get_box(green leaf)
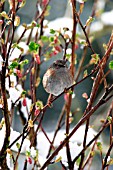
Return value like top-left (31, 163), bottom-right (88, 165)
top-left (26, 150), bottom-right (31, 157)
top-left (49, 36), bottom-right (54, 42)
top-left (20, 59), bottom-right (29, 66)
top-left (21, 90), bottom-right (27, 96)
top-left (36, 100), bottom-right (43, 110)
top-left (109, 60), bottom-right (113, 70)
top-left (47, 5), bottom-right (51, 11)
top-left (97, 142), bottom-right (102, 152)
top-left (16, 143), bottom-right (20, 149)
top-left (23, 59), bottom-right (29, 64)
top-left (50, 29), bottom-right (56, 34)
top-left (83, 70), bottom-right (88, 77)
top-left (80, 40), bottom-right (87, 46)
top-left (29, 41), bottom-right (40, 52)
top-left (8, 61), bottom-right (19, 70)
top-left (68, 90), bottom-right (73, 95)
top-left (91, 53), bottom-right (100, 64)
top-left (41, 36), bottom-right (49, 42)
top-left (66, 53), bottom-right (71, 59)
top-left (76, 157), bottom-right (81, 166)
top-left (12, 43), bottom-right (18, 48)
top-left (36, 23), bottom-right (40, 27)
top-left (107, 116), bottom-right (112, 123)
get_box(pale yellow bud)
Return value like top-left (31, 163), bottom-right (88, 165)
top-left (14, 16), bottom-right (20, 26)
top-left (55, 156), bottom-right (62, 163)
top-left (31, 67), bottom-right (35, 75)
top-left (28, 119), bottom-right (34, 128)
top-left (0, 11), bottom-right (9, 20)
top-left (6, 148), bottom-right (12, 155)
top-left (19, 0), bottom-right (26, 8)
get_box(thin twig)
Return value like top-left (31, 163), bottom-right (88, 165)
top-left (40, 85), bottom-right (113, 170)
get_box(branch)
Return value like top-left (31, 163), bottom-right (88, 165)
top-left (40, 85), bottom-right (113, 170)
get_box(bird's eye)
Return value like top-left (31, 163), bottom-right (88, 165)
top-left (53, 63), bottom-right (57, 67)
top-left (53, 60), bottom-right (66, 68)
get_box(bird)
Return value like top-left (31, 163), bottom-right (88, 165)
top-left (42, 60), bottom-right (74, 97)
